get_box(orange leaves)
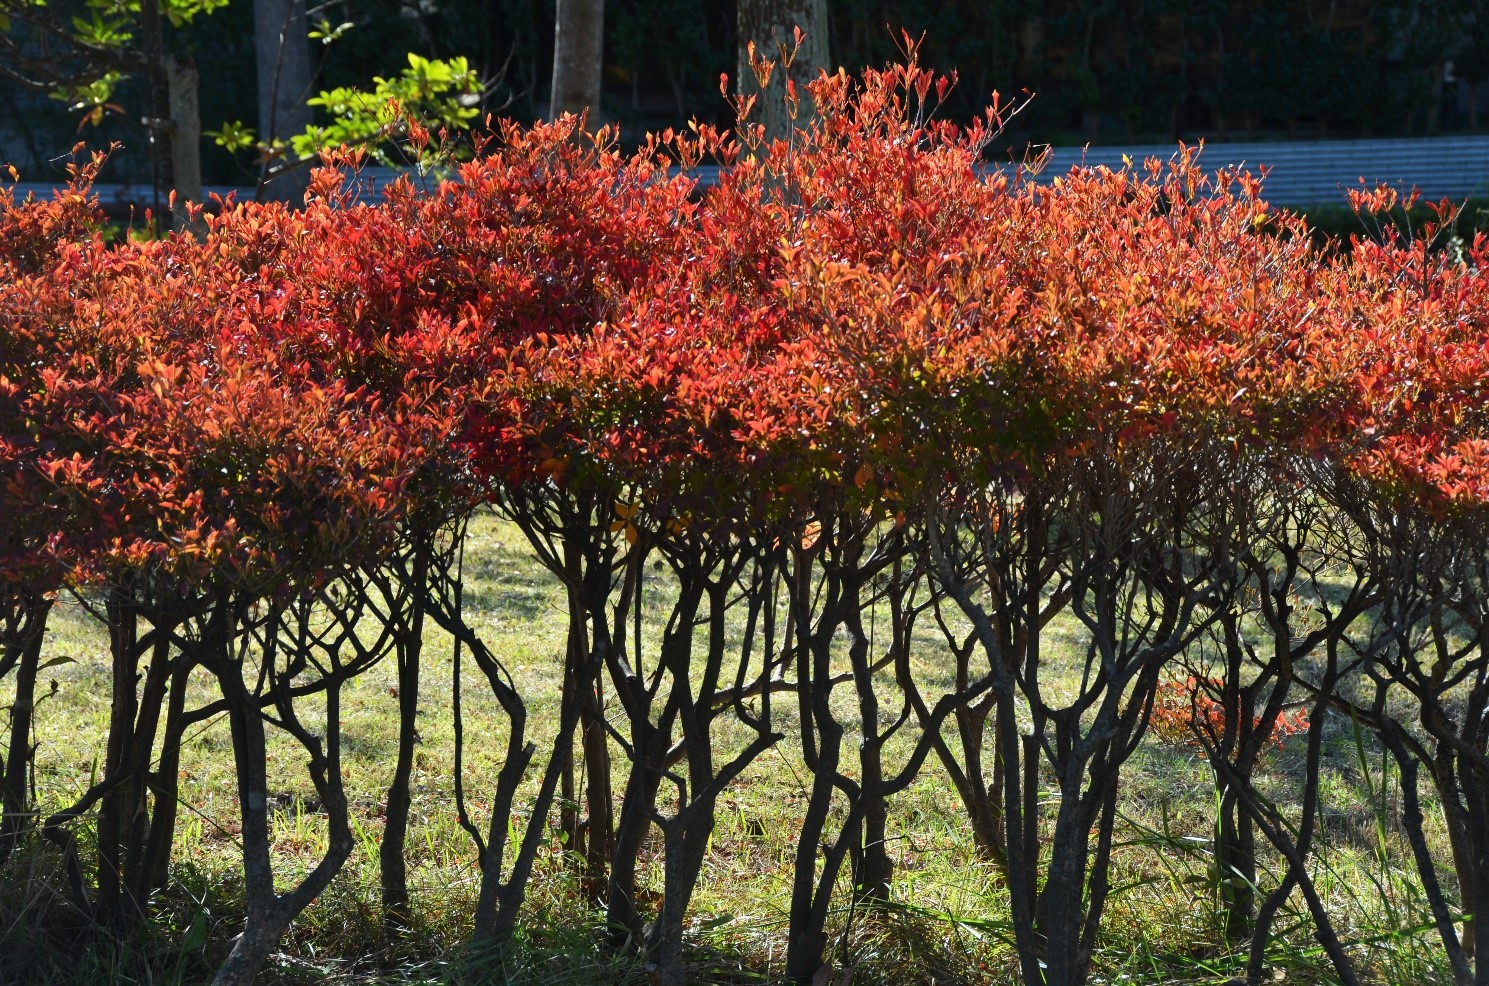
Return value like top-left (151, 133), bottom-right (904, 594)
top-left (610, 499), bottom-right (641, 544)
top-left (1150, 677), bottom-right (1309, 753)
top-left (7, 57), bottom-right (1489, 605)
top-left (136, 359), bottom-right (182, 399)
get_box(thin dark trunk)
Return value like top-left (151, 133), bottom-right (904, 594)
top-left (929, 697), bottom-right (1005, 864)
top-left (846, 600), bottom-right (892, 902)
top-left (582, 675), bottom-right (613, 885)
top-left (1075, 775), bottom-right (1121, 981)
top-left (979, 708), bottom-right (1008, 864)
top-left (927, 509), bottom-right (1043, 984)
top-left (468, 687), bottom-right (536, 941)
top-left (140, 657), bottom-right (190, 892)
top-left (211, 605), bottom-right (278, 984)
top-left (490, 708), bottom-right (578, 941)
top-left (784, 622), bottom-right (844, 986)
top-left (784, 754), bottom-right (843, 986)
top-left (420, 523), bottom-right (590, 953)
top-left (450, 615), bottom-right (584, 947)
top-left (1216, 611), bottom-right (1254, 943)
top-left (1456, 749), bottom-right (1489, 986)
top-left (1247, 867), bottom-right (1299, 985)
top-left (559, 577), bottom-right (584, 858)
top-left (1237, 682), bottom-right (1359, 986)
top-left (119, 630), bottom-right (174, 920)
top-left (1383, 729), bottom-right (1473, 986)
top-left (1040, 760), bottom-right (1099, 986)
top-left (649, 568), bottom-right (778, 981)
top-left (559, 723), bottom-right (578, 856)
top-left (567, 531), bottom-right (614, 887)
top-left (1217, 785), bottom-right (1257, 942)
top-left (214, 684), bottom-right (279, 986)
top-left (607, 727), bottom-right (664, 944)
top-left (97, 585), bottom-right (139, 924)
top-left (1437, 750), bottom-right (1478, 960)
top-left (0, 600), bottom-right (48, 861)
top-left (648, 795), bottom-right (719, 986)
top-left (213, 682), bottom-right (354, 986)
top-left (43, 773), bottom-right (132, 914)
top-left (381, 551), bottom-right (426, 934)
top-left (199, 585), bottom-right (361, 986)
top-left (604, 548), bottom-right (685, 946)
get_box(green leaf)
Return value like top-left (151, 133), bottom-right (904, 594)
top-left (308, 17), bottom-right (353, 44)
top-left (205, 119), bottom-right (257, 152)
top-left (288, 52), bottom-right (482, 168)
top-left (180, 908), bottom-right (208, 953)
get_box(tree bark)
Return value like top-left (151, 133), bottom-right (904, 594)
top-left (1384, 730), bottom-right (1474, 986)
top-left (209, 601), bottom-right (355, 986)
top-left (581, 680), bottom-right (614, 885)
top-left (165, 56), bottom-right (203, 236)
top-left (550, 0), bottom-right (605, 120)
top-left (140, 658), bottom-right (190, 891)
top-left (254, 0), bottom-right (313, 203)
top-left (0, 599), bottom-right (49, 863)
top-left (648, 794), bottom-right (720, 986)
top-left (606, 732), bottom-right (664, 944)
top-left (845, 601), bottom-right (892, 902)
top-left (96, 585), bottom-right (139, 924)
top-left (735, 0), bottom-right (829, 149)
top-left (381, 550), bottom-right (426, 935)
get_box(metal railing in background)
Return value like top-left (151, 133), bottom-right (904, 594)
top-left (8, 134), bottom-right (1489, 215)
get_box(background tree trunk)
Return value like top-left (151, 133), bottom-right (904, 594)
top-left (735, 0), bottom-right (829, 149)
top-left (254, 0), bottom-right (313, 203)
top-left (165, 57), bottom-right (202, 235)
top-left (550, 0), bottom-right (605, 120)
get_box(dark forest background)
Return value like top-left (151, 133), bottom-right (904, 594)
top-left (4, 0), bottom-right (1488, 185)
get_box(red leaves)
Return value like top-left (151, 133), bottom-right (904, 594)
top-left (4, 58), bottom-right (1489, 603)
top-left (1150, 677), bottom-right (1309, 753)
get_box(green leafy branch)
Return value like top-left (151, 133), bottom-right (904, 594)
top-left (209, 52), bottom-right (485, 174)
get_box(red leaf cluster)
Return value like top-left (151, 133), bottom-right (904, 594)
top-left (1149, 675), bottom-right (1309, 753)
top-left (3, 60), bottom-right (1488, 613)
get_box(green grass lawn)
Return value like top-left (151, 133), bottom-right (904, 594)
top-left (0, 512), bottom-right (1458, 985)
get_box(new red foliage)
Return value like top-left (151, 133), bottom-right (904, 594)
top-left (8, 56), bottom-right (1489, 986)
top-left (1150, 675), bottom-right (1310, 752)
